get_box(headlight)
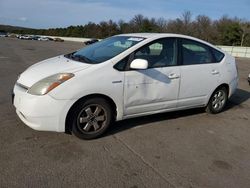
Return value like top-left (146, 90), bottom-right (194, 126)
top-left (28, 73), bottom-right (74, 95)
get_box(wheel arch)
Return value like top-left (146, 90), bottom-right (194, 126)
top-left (206, 83), bottom-right (229, 106)
top-left (65, 93), bottom-right (117, 133)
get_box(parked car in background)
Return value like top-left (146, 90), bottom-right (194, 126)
top-left (13, 33), bottom-right (238, 139)
top-left (31, 36), bottom-right (41, 40)
top-left (84, 38), bottom-right (99, 45)
top-left (54, 37), bottom-right (64, 42)
top-left (18, 35), bottom-right (25, 39)
top-left (38, 37), bottom-right (49, 41)
top-left (19, 35), bottom-right (32, 40)
top-left (47, 37), bottom-right (54, 41)
top-left (0, 32), bottom-right (7, 37)
top-left (248, 74), bottom-right (250, 85)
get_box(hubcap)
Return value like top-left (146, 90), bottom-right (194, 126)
top-left (77, 104), bottom-right (107, 133)
top-left (212, 90), bottom-right (226, 111)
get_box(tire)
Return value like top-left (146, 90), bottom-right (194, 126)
top-left (70, 98), bottom-right (113, 140)
top-left (206, 87), bottom-right (228, 114)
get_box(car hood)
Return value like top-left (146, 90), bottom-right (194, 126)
top-left (17, 55), bottom-right (91, 87)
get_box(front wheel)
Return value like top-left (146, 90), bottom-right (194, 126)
top-left (71, 98), bottom-right (113, 140)
top-left (206, 87), bottom-right (228, 114)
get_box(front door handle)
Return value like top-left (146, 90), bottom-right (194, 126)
top-left (211, 70), bottom-right (219, 75)
top-left (168, 73), bottom-right (180, 79)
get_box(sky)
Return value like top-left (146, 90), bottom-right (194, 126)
top-left (0, 0), bottom-right (250, 29)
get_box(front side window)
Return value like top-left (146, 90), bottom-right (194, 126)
top-left (132, 38), bottom-right (177, 68)
top-left (181, 39), bottom-right (214, 65)
top-left (65, 36), bottom-right (145, 64)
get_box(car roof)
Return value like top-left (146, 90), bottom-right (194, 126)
top-left (116, 33), bottom-right (224, 53)
top-left (116, 33), bottom-right (195, 39)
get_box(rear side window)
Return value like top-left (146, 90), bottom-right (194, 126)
top-left (181, 39), bottom-right (213, 65)
top-left (212, 48), bottom-right (225, 62)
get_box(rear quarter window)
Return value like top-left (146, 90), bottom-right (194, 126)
top-left (212, 48), bottom-right (225, 62)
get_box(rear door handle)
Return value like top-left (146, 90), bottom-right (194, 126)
top-left (168, 73), bottom-right (180, 79)
top-left (211, 70), bottom-right (219, 75)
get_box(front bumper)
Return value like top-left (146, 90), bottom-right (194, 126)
top-left (13, 83), bottom-right (76, 132)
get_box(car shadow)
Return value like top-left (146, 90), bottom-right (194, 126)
top-left (225, 88), bottom-right (250, 110)
top-left (106, 88), bottom-right (250, 137)
top-left (106, 107), bottom-right (205, 137)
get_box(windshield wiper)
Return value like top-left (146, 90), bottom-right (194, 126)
top-left (64, 52), bottom-right (75, 60)
top-left (65, 53), bottom-right (94, 64)
top-left (73, 54), bottom-right (93, 64)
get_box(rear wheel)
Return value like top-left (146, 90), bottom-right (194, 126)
top-left (206, 87), bottom-right (228, 114)
top-left (70, 98), bottom-right (113, 140)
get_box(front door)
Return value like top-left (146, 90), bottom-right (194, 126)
top-left (124, 38), bottom-right (180, 116)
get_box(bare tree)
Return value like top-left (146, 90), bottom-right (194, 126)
top-left (131, 14), bottom-right (144, 27)
top-left (166, 18), bottom-right (184, 34)
top-left (194, 15), bottom-right (213, 41)
top-left (156, 17), bottom-right (167, 32)
top-left (182, 11), bottom-right (192, 26)
top-left (180, 11), bottom-right (194, 35)
top-left (240, 22), bottom-right (250, 46)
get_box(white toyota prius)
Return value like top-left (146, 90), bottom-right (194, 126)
top-left (13, 33), bottom-right (238, 139)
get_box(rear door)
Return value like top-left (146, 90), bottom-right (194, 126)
top-left (177, 38), bottom-right (221, 108)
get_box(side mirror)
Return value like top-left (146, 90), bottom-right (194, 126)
top-left (130, 59), bottom-right (148, 70)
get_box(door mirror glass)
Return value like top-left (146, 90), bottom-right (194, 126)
top-left (130, 59), bottom-right (148, 70)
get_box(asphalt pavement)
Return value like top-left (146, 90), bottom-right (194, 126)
top-left (0, 37), bottom-right (250, 188)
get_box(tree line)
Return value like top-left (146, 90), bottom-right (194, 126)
top-left (14, 11), bottom-right (250, 46)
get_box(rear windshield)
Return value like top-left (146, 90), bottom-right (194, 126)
top-left (65, 36), bottom-right (145, 64)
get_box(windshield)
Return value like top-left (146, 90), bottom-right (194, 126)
top-left (65, 36), bottom-right (145, 64)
